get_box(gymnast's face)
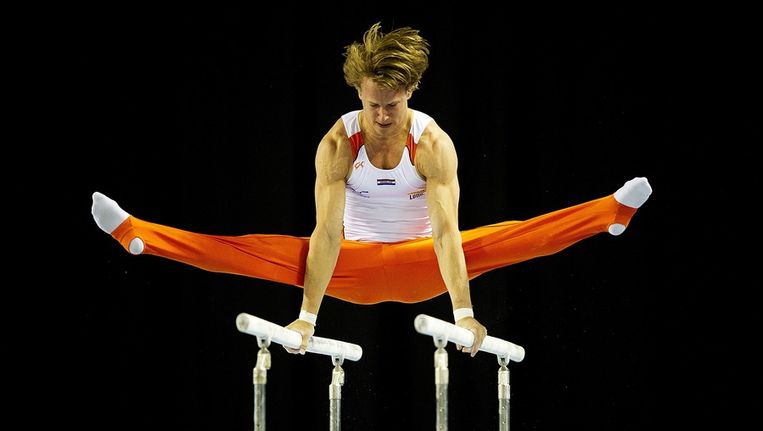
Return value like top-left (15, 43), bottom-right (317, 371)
top-left (358, 77), bottom-right (411, 137)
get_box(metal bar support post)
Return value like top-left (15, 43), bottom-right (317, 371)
top-left (329, 355), bottom-right (345, 431)
top-left (434, 336), bottom-right (448, 430)
top-left (253, 336), bottom-right (271, 431)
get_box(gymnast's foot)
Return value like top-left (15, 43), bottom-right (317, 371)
top-left (609, 177), bottom-right (652, 235)
top-left (91, 192), bottom-right (144, 254)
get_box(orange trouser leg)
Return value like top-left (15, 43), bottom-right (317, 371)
top-left (110, 194), bottom-right (636, 304)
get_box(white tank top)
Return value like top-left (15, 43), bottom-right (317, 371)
top-left (341, 109), bottom-right (433, 242)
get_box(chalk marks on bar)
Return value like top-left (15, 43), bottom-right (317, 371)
top-left (414, 314), bottom-right (525, 362)
top-left (236, 313), bottom-right (363, 362)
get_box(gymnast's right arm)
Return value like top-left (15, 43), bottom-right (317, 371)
top-left (285, 120), bottom-right (351, 354)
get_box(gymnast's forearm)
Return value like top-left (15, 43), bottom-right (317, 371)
top-left (433, 228), bottom-right (472, 310)
top-left (300, 227), bottom-right (343, 314)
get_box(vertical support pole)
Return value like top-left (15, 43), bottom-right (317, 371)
top-left (253, 337), bottom-right (271, 431)
top-left (434, 337), bottom-right (448, 431)
top-left (497, 356), bottom-right (510, 431)
top-left (329, 355), bottom-right (344, 431)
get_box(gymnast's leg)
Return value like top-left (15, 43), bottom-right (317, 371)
top-left (459, 176), bottom-right (652, 276)
top-left (91, 177), bottom-right (651, 304)
top-left (92, 192), bottom-right (310, 286)
top-left (375, 177), bottom-right (654, 303)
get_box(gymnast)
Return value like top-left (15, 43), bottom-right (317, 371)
top-left (92, 22), bottom-right (652, 357)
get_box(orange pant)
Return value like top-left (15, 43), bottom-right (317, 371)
top-left (110, 194), bottom-right (637, 304)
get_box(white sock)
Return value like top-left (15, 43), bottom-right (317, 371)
top-left (608, 224), bottom-right (627, 236)
top-left (91, 192), bottom-right (129, 234)
top-left (92, 192), bottom-right (144, 254)
top-left (613, 177), bottom-right (652, 208)
top-left (609, 177), bottom-right (652, 236)
top-left (129, 237), bottom-right (144, 255)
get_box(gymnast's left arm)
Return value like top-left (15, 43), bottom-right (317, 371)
top-left (417, 122), bottom-right (487, 356)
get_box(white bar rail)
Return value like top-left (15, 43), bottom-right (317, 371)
top-left (414, 314), bottom-right (525, 362)
top-left (236, 313), bottom-right (363, 362)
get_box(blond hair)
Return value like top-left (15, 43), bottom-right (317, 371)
top-left (343, 22), bottom-right (430, 92)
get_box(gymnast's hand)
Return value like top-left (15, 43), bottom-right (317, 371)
top-left (284, 319), bottom-right (315, 355)
top-left (455, 317), bottom-right (487, 357)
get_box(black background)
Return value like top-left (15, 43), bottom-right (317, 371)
top-left (34, 4), bottom-right (759, 430)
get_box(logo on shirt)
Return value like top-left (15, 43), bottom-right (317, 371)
top-left (377, 178), bottom-right (396, 186)
top-left (408, 189), bottom-right (426, 200)
top-left (354, 161), bottom-right (364, 169)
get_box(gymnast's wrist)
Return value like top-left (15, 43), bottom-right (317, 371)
top-left (298, 310), bottom-right (317, 326)
top-left (453, 308), bottom-right (474, 322)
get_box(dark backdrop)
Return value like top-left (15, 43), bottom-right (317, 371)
top-left (42, 4), bottom-right (758, 430)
